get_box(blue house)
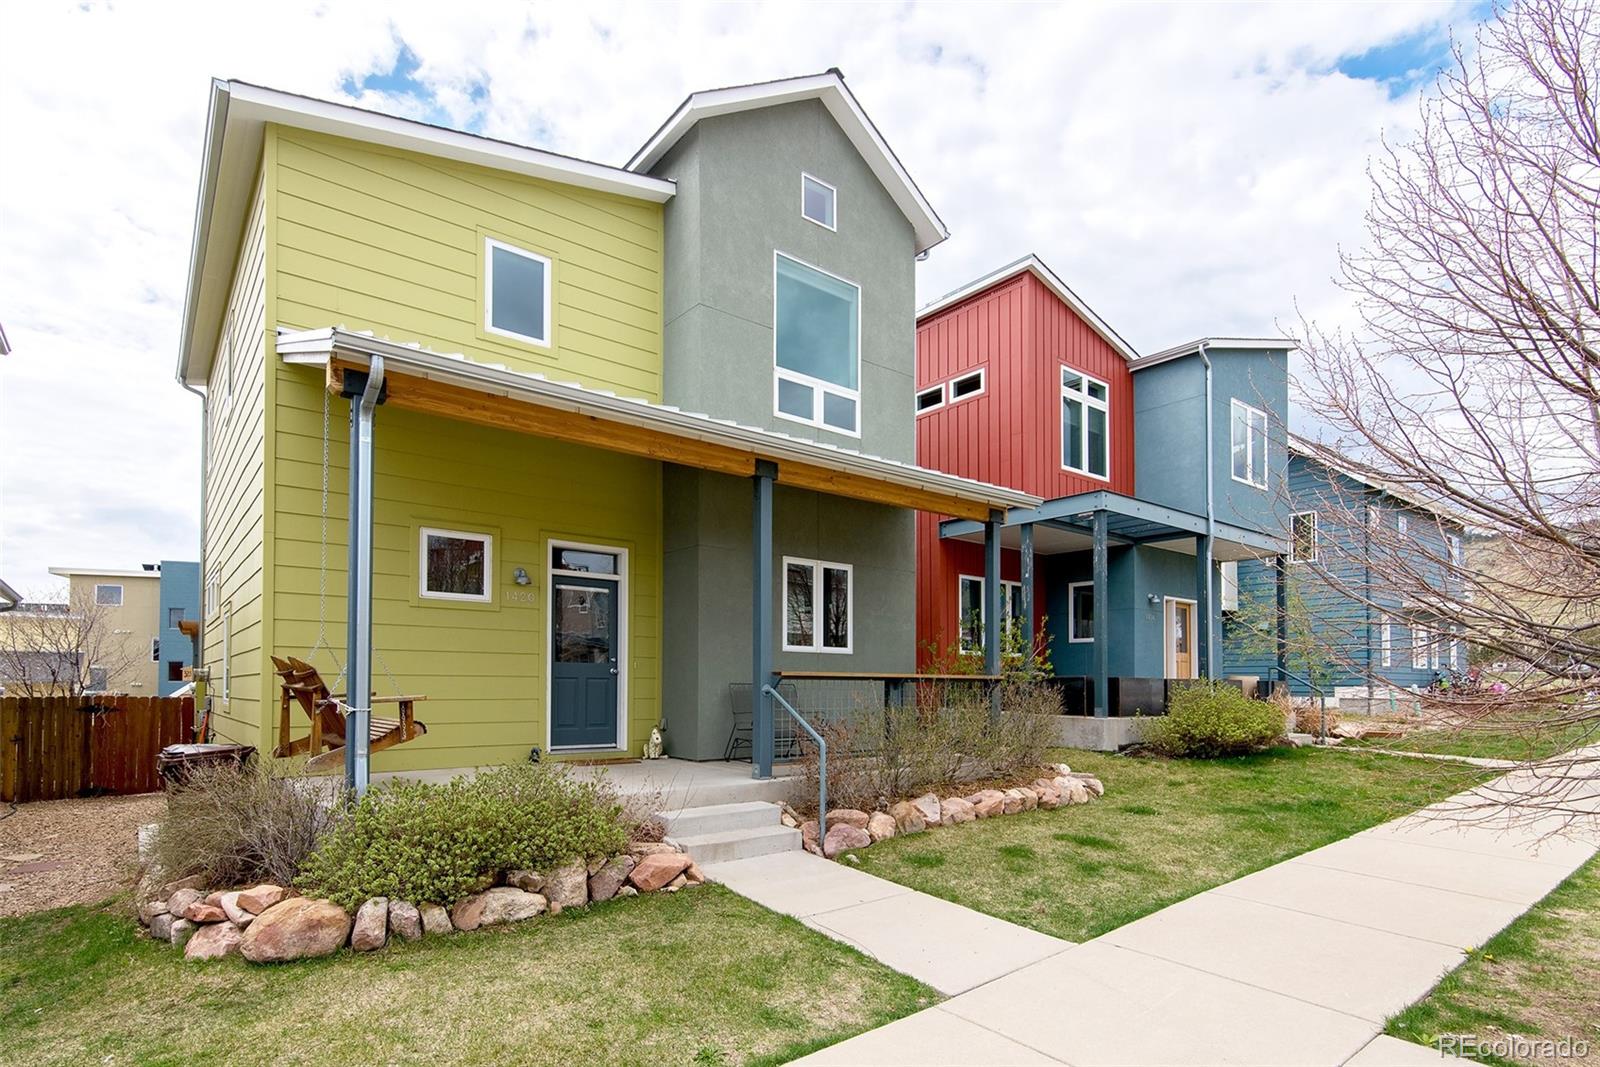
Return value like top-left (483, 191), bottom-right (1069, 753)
top-left (157, 560), bottom-right (200, 697)
top-left (1222, 447), bottom-right (1466, 705)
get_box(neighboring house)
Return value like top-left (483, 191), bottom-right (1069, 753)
top-left (0, 578), bottom-right (19, 612)
top-left (1221, 446), bottom-right (1467, 701)
top-left (46, 564), bottom-right (163, 692)
top-left (914, 255), bottom-right (1293, 745)
top-left (175, 73), bottom-right (1034, 775)
top-left (157, 560), bottom-right (201, 696)
top-left (0, 602), bottom-right (70, 693)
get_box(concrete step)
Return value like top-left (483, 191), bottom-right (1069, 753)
top-left (657, 800), bottom-right (781, 838)
top-left (667, 824), bottom-right (802, 864)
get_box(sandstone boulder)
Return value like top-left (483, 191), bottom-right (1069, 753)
top-left (941, 797), bottom-right (977, 825)
top-left (389, 900), bottom-right (423, 942)
top-left (1061, 778), bottom-right (1091, 804)
top-left (478, 887), bottom-right (547, 926)
top-left (801, 820), bottom-right (821, 853)
top-left (166, 887), bottom-right (204, 920)
top-left (823, 822), bottom-right (872, 858)
top-left (149, 912), bottom-right (175, 941)
top-left (419, 903), bottom-right (452, 937)
top-left (684, 863), bottom-right (705, 885)
top-left (627, 842), bottom-right (680, 858)
top-left (184, 902), bottom-right (228, 924)
top-left (1001, 789), bottom-right (1025, 815)
top-left (825, 808), bottom-right (870, 831)
top-left (665, 873), bottom-right (688, 891)
top-left (506, 869), bottom-right (546, 893)
top-left (168, 918), bottom-right (198, 947)
top-left (351, 897), bottom-right (388, 951)
top-left (969, 790), bottom-right (1006, 819)
top-left (239, 898), bottom-right (351, 963)
top-left (587, 856), bottom-right (636, 902)
top-left (1018, 787), bottom-right (1040, 811)
top-left (1075, 775), bottom-right (1105, 798)
top-left (888, 800), bottom-right (926, 834)
top-left (157, 874), bottom-right (206, 899)
top-left (137, 899), bottom-right (169, 926)
top-left (629, 852), bottom-right (692, 892)
top-left (546, 860), bottom-right (589, 910)
top-left (237, 884), bottom-right (288, 915)
top-left (910, 793), bottom-right (941, 826)
top-left (450, 893), bottom-right (490, 932)
top-left (867, 811), bottom-right (897, 842)
top-left (219, 891), bottom-right (254, 927)
top-left (1036, 786), bottom-right (1061, 810)
top-left (184, 920), bottom-right (243, 961)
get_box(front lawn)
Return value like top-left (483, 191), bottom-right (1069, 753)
top-left (1351, 719), bottom-right (1597, 764)
top-left (851, 746), bottom-right (1488, 942)
top-left (0, 885), bottom-right (934, 1067)
top-left (1386, 854), bottom-right (1600, 1065)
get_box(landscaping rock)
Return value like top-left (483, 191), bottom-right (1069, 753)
top-left (684, 863), bottom-right (705, 885)
top-left (352, 898), bottom-right (388, 952)
top-left (478, 887), bottom-right (547, 926)
top-left (1053, 762), bottom-right (1072, 777)
top-left (1061, 778), bottom-right (1091, 805)
top-left (823, 822), bottom-right (872, 858)
top-left (969, 789), bottom-right (1006, 818)
top-left (1036, 787), bottom-right (1061, 810)
top-left (1001, 789), bottom-right (1025, 815)
top-left (506, 869), bottom-right (546, 893)
top-left (587, 855), bottom-right (636, 902)
top-left (1076, 776), bottom-right (1105, 798)
top-left (617, 885), bottom-right (638, 898)
top-left (665, 873), bottom-right (689, 891)
top-left (586, 855), bottom-right (607, 876)
top-left (451, 893), bottom-right (490, 932)
top-left (389, 901), bottom-right (423, 942)
top-left (166, 887), bottom-right (204, 920)
top-left (239, 898), bottom-right (352, 963)
top-left (940, 797), bottom-right (977, 824)
top-left (137, 899), bottom-right (169, 926)
top-left (203, 890), bottom-right (227, 908)
top-left (184, 902), bottom-right (228, 924)
top-left (237, 884), bottom-right (288, 915)
top-left (825, 808), bottom-right (871, 831)
top-left (780, 809), bottom-right (800, 828)
top-left (910, 793), bottom-right (942, 826)
top-left (867, 811), bottom-right (897, 842)
top-left (149, 912), bottom-right (175, 941)
top-left (220, 891), bottom-right (254, 928)
top-left (185, 921), bottom-right (243, 961)
top-left (1016, 787), bottom-right (1039, 811)
top-left (168, 918), bottom-right (198, 948)
top-left (158, 874), bottom-right (206, 899)
top-left (888, 800), bottom-right (926, 834)
top-left (629, 852), bottom-right (692, 892)
top-left (547, 860), bottom-right (589, 910)
top-left (801, 820), bottom-right (821, 853)
top-left (627, 842), bottom-right (680, 858)
top-left (419, 904), bottom-right (452, 937)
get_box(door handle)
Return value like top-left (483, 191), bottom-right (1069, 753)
top-left (609, 666), bottom-right (619, 675)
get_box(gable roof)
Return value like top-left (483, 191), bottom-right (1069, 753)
top-left (176, 80), bottom-right (677, 386)
top-left (916, 254), bottom-right (1140, 363)
top-left (1288, 441), bottom-right (1471, 528)
top-left (626, 70), bottom-right (949, 255)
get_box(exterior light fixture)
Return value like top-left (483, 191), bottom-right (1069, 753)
top-left (513, 567), bottom-right (531, 585)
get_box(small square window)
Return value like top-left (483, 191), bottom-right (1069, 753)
top-left (915, 384), bottom-right (944, 414)
top-left (167, 661), bottom-right (186, 682)
top-left (485, 237), bottom-right (551, 347)
top-left (168, 607), bottom-right (185, 628)
top-left (801, 174), bottom-right (836, 230)
top-left (95, 584), bottom-right (123, 606)
top-left (420, 527), bottom-right (493, 602)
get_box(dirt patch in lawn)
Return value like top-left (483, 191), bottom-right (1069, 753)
top-left (0, 793), bottom-right (161, 917)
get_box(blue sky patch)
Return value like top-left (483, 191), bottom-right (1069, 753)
top-left (340, 38), bottom-right (487, 132)
top-left (1333, 9), bottom-right (1483, 99)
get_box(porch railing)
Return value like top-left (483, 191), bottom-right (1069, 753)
top-left (763, 684), bottom-right (825, 840)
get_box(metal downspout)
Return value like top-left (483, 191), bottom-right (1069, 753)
top-left (181, 380), bottom-right (207, 668)
top-left (1198, 341), bottom-right (1215, 678)
top-left (346, 356), bottom-right (385, 796)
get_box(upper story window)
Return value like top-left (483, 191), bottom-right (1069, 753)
top-left (95, 584), bottom-right (123, 607)
top-left (949, 369), bottom-right (985, 403)
top-left (1061, 368), bottom-right (1109, 479)
top-left (1290, 511), bottom-right (1319, 563)
top-left (1230, 399), bottom-right (1269, 489)
top-left (1397, 513), bottom-right (1409, 536)
top-left (774, 253), bottom-right (860, 436)
top-left (915, 384), bottom-right (944, 414)
top-left (485, 237), bottom-right (552, 348)
top-left (801, 174), bottom-right (836, 230)
top-left (168, 607), bottom-right (185, 628)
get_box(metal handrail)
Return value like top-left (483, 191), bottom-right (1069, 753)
top-left (764, 684), bottom-right (825, 840)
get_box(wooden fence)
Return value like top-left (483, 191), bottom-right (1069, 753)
top-left (1, 695), bottom-right (194, 802)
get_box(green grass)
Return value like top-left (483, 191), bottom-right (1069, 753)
top-left (1352, 720), bottom-right (1597, 763)
top-left (850, 746), bottom-right (1489, 942)
top-left (0, 885), bottom-right (935, 1067)
top-left (1386, 855), bottom-right (1600, 1065)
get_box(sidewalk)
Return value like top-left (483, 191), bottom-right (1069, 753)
top-left (781, 751), bottom-right (1600, 1066)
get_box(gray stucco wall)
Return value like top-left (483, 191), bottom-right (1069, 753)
top-left (662, 465), bottom-right (916, 761)
top-left (650, 99), bottom-right (918, 462)
top-left (1132, 347), bottom-right (1288, 534)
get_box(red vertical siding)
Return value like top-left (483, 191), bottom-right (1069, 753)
top-left (914, 267), bottom-right (1136, 665)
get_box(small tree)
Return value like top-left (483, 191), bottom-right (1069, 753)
top-left (0, 587), bottom-right (142, 697)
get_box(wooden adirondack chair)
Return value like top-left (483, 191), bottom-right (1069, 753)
top-left (270, 655), bottom-right (427, 773)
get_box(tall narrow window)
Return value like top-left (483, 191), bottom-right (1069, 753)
top-left (1290, 512), bottom-right (1319, 563)
top-left (801, 174), bottom-right (836, 230)
top-left (1068, 581), bottom-right (1095, 642)
top-left (783, 558), bottom-right (851, 652)
top-left (1411, 622), bottom-right (1429, 670)
top-left (485, 237), bottom-right (552, 347)
top-left (774, 253), bottom-right (860, 435)
top-left (1447, 533), bottom-right (1461, 565)
top-left (1379, 613), bottom-right (1393, 667)
top-left (1397, 513), bottom-right (1409, 536)
top-left (1061, 368), bottom-right (1109, 478)
top-left (1230, 399), bottom-right (1269, 488)
top-left (1219, 560), bottom-right (1239, 612)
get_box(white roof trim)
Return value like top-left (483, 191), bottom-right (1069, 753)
top-left (627, 70), bottom-right (949, 255)
top-left (48, 567), bottom-right (161, 580)
top-left (1130, 337), bottom-right (1297, 372)
top-left (916, 254), bottom-right (1140, 362)
top-left (277, 327), bottom-right (1041, 513)
top-left (176, 80), bottom-right (676, 386)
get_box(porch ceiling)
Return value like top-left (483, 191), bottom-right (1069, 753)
top-left (277, 327), bottom-right (1041, 522)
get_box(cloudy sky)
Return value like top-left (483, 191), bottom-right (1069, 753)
top-left (0, 0), bottom-right (1488, 595)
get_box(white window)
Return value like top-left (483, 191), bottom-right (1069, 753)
top-left (1068, 581), bottom-right (1095, 642)
top-left (1367, 505), bottom-right (1382, 531)
top-left (915, 384), bottom-right (944, 414)
top-left (1411, 622), bottom-right (1429, 670)
top-left (150, 637), bottom-right (161, 663)
top-left (784, 558), bottom-right (852, 653)
top-left (420, 527), bottom-right (493, 602)
top-left (95, 584), bottom-right (123, 606)
top-left (484, 237), bottom-right (552, 347)
top-left (221, 603), bottom-right (231, 700)
top-left (801, 173), bottom-right (836, 230)
top-left (949, 368), bottom-right (985, 404)
top-left (1290, 512), bottom-right (1319, 564)
top-left (205, 573), bottom-right (219, 617)
top-left (1061, 367), bottom-right (1110, 479)
top-left (1379, 613), bottom-right (1393, 668)
top-left (1397, 513), bottom-right (1409, 536)
top-left (1447, 533), bottom-right (1461, 565)
top-left (1219, 560), bottom-right (1239, 612)
top-left (960, 575), bottom-right (1024, 653)
top-left (773, 253), bottom-right (860, 436)
top-left (1230, 399), bottom-right (1269, 489)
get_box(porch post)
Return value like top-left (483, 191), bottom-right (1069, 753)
top-left (752, 460), bottom-right (777, 780)
top-left (1092, 509), bottom-right (1109, 718)
top-left (1019, 522), bottom-right (1036, 665)
top-left (983, 510), bottom-right (1003, 678)
top-left (342, 356), bottom-right (385, 796)
top-left (1195, 532), bottom-right (1213, 679)
top-left (1275, 553), bottom-right (1289, 684)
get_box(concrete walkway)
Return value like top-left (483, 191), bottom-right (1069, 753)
top-left (782, 752), bottom-right (1600, 1066)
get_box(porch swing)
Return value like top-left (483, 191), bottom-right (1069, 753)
top-left (271, 371), bottom-right (427, 774)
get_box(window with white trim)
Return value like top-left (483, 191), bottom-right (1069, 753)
top-left (915, 384), bottom-right (944, 414)
top-left (801, 173), bottom-right (836, 230)
top-left (95, 584), bottom-right (123, 607)
top-left (784, 558), bottom-right (851, 652)
top-left (959, 575), bottom-right (1023, 653)
top-left (150, 637), bottom-right (160, 662)
top-left (484, 237), bottom-right (552, 347)
top-left (1068, 581), bottom-right (1095, 642)
top-left (1397, 513), bottom-right (1408, 536)
top-left (774, 253), bottom-right (860, 435)
top-left (221, 603), bottom-right (231, 700)
top-left (1061, 368), bottom-right (1109, 478)
top-left (949, 368), bottom-right (985, 403)
top-left (420, 527), bottom-right (493, 602)
top-left (1230, 399), bottom-right (1268, 488)
top-left (1379, 613), bottom-right (1393, 668)
top-left (1447, 533), bottom-right (1461, 565)
top-left (1411, 622), bottom-right (1429, 670)
top-left (1290, 511), bottom-right (1319, 564)
top-left (205, 573), bottom-right (219, 617)
top-left (1219, 560), bottom-right (1239, 612)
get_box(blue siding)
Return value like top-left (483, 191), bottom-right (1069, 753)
top-left (157, 560), bottom-right (201, 697)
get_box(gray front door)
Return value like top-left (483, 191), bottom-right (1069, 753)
top-left (550, 576), bottom-right (618, 748)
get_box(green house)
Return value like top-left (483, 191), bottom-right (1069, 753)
top-left (176, 73), bottom-right (1036, 779)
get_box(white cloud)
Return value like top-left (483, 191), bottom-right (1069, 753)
top-left (0, 0), bottom-right (1482, 593)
